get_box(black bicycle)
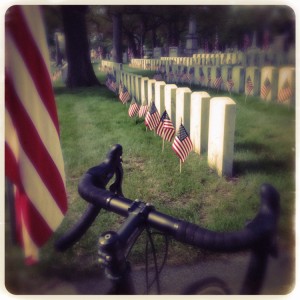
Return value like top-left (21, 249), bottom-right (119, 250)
top-left (55, 144), bottom-right (280, 295)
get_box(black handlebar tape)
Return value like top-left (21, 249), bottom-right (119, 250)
top-left (55, 204), bottom-right (101, 251)
top-left (78, 173), bottom-right (132, 216)
top-left (175, 184), bottom-right (280, 252)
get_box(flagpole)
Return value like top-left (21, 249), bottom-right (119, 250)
top-left (245, 91), bottom-right (250, 103)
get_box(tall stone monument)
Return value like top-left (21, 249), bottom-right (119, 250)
top-left (185, 16), bottom-right (198, 57)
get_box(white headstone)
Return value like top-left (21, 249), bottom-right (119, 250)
top-left (277, 67), bottom-right (295, 106)
top-left (260, 66), bottom-right (279, 102)
top-left (164, 84), bottom-right (177, 126)
top-left (147, 79), bottom-right (156, 105)
top-left (141, 77), bottom-right (149, 105)
top-left (232, 66), bottom-right (246, 93)
top-left (245, 67), bottom-right (261, 96)
top-left (135, 75), bottom-right (142, 103)
top-left (208, 97), bottom-right (236, 177)
top-left (190, 92), bottom-right (211, 154)
top-left (155, 81), bottom-right (166, 115)
top-left (175, 87), bottom-right (192, 134)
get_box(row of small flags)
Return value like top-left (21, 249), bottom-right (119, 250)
top-left (105, 73), bottom-right (193, 167)
top-left (152, 66), bottom-right (292, 103)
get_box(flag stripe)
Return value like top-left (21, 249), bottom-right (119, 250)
top-left (5, 110), bottom-right (66, 230)
top-left (7, 6), bottom-right (59, 133)
top-left (6, 78), bottom-right (67, 214)
top-left (16, 188), bottom-right (53, 247)
top-left (6, 48), bottom-right (66, 178)
top-left (6, 142), bottom-right (58, 246)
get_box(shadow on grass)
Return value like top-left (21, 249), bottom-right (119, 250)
top-left (234, 141), bottom-right (270, 154)
top-left (233, 158), bottom-right (290, 176)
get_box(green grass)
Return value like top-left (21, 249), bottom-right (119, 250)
top-left (5, 62), bottom-right (295, 293)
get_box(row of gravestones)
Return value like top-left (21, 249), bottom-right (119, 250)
top-left (131, 46), bottom-right (294, 67)
top-left (127, 59), bottom-right (295, 107)
top-left (113, 68), bottom-right (237, 177)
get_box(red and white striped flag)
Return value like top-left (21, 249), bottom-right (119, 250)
top-left (145, 102), bottom-right (160, 130)
top-left (172, 124), bottom-right (193, 163)
top-left (156, 111), bottom-right (175, 142)
top-left (5, 6), bottom-right (68, 264)
top-left (128, 97), bottom-right (140, 118)
top-left (261, 77), bottom-right (271, 99)
top-left (278, 79), bottom-right (293, 103)
top-left (246, 76), bottom-right (254, 95)
top-left (138, 104), bottom-right (148, 118)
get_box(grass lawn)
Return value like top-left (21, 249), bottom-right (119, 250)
top-left (5, 63), bottom-right (295, 293)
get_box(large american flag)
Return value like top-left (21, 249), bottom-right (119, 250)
top-left (128, 97), bottom-right (140, 117)
top-left (156, 110), bottom-right (175, 141)
top-left (278, 79), bottom-right (293, 103)
top-left (5, 6), bottom-right (68, 264)
top-left (246, 76), bottom-right (254, 95)
top-left (145, 101), bottom-right (160, 130)
top-left (261, 77), bottom-right (271, 99)
top-left (119, 84), bottom-right (131, 104)
top-left (172, 124), bottom-right (193, 163)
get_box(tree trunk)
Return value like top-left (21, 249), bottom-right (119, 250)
top-left (152, 28), bottom-right (157, 48)
top-left (61, 6), bottom-right (100, 88)
top-left (112, 12), bottom-right (122, 63)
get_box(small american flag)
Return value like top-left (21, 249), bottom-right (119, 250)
top-left (246, 76), bottom-right (254, 95)
top-left (278, 79), bottom-right (293, 103)
top-left (138, 104), bottom-right (148, 118)
top-left (199, 68), bottom-right (205, 85)
top-left (156, 110), bottom-right (175, 141)
top-left (172, 124), bottom-right (193, 163)
top-left (119, 84), bottom-right (131, 104)
top-left (145, 101), bottom-right (160, 130)
top-left (106, 73), bottom-right (118, 93)
top-left (261, 77), bottom-right (271, 99)
top-left (227, 77), bottom-right (234, 91)
top-left (128, 97), bottom-right (140, 118)
top-left (214, 76), bottom-right (223, 89)
top-left (163, 113), bottom-right (175, 142)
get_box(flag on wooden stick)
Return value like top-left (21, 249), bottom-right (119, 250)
top-left (261, 76), bottom-right (271, 99)
top-left (172, 123), bottom-right (193, 163)
top-left (138, 104), bottom-right (148, 118)
top-left (156, 110), bottom-right (175, 142)
top-left (5, 6), bottom-right (68, 264)
top-left (119, 84), bottom-right (131, 104)
top-left (145, 101), bottom-right (160, 130)
top-left (246, 75), bottom-right (254, 95)
top-left (128, 97), bottom-right (140, 118)
top-left (278, 79), bottom-right (293, 103)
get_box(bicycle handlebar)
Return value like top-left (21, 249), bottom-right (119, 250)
top-left (56, 144), bottom-right (280, 254)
